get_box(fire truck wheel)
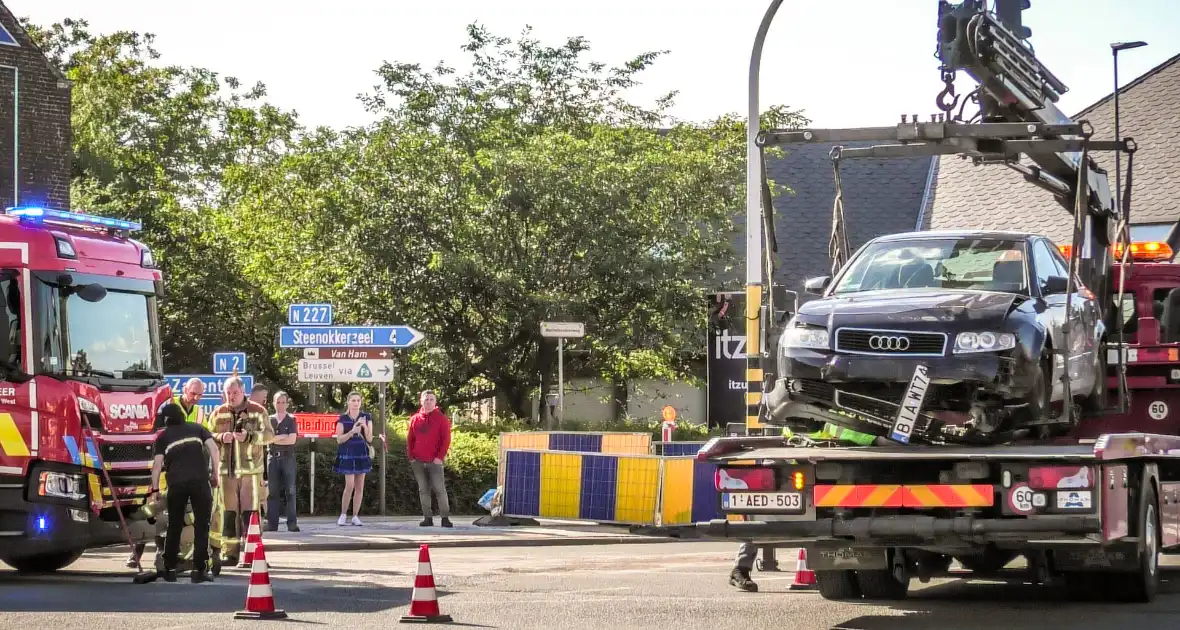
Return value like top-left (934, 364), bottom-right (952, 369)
top-left (814, 570), bottom-right (860, 600)
top-left (0, 549), bottom-right (84, 574)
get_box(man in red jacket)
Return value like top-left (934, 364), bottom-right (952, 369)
top-left (407, 390), bottom-right (453, 527)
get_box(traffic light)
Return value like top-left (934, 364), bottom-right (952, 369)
top-left (994, 0), bottom-right (1032, 39)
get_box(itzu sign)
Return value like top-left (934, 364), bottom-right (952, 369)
top-left (707, 292), bottom-right (747, 430)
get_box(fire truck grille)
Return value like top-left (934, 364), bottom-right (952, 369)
top-left (100, 442), bottom-right (154, 464)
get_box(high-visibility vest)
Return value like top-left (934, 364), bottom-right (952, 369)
top-left (173, 395), bottom-right (203, 425)
top-left (783, 423), bottom-right (875, 446)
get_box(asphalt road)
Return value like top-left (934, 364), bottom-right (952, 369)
top-left (3, 542), bottom-right (1180, 629)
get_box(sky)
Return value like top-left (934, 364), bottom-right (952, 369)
top-left (20, 0), bottom-right (1180, 131)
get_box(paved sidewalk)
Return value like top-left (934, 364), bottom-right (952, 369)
top-left (253, 515), bottom-right (679, 551)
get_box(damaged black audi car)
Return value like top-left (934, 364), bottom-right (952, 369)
top-left (762, 230), bottom-right (1107, 444)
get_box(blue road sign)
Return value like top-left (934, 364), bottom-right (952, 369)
top-left (278, 325), bottom-right (425, 349)
top-left (165, 374), bottom-right (255, 398)
top-left (213, 352), bottom-right (247, 375)
top-left (288, 303), bottom-right (334, 326)
top-left (197, 397), bottom-right (224, 418)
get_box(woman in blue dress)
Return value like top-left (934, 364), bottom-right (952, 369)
top-left (334, 391), bottom-right (372, 526)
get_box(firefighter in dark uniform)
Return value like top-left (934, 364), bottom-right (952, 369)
top-left (149, 402), bottom-right (221, 583)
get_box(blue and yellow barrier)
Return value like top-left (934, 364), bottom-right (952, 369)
top-left (496, 431), bottom-right (652, 486)
top-left (501, 447), bottom-right (720, 526)
top-left (657, 456), bottom-right (721, 526)
top-left (650, 441), bottom-right (707, 457)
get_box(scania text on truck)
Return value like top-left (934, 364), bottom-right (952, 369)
top-left (0, 205), bottom-right (167, 573)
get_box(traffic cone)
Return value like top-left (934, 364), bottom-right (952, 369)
top-left (788, 548), bottom-right (817, 590)
top-left (233, 538), bottom-right (287, 620)
top-left (399, 544), bottom-right (453, 624)
top-left (238, 512), bottom-right (262, 569)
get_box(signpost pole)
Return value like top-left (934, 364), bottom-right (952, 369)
top-left (379, 384), bottom-right (387, 516)
top-left (557, 337), bottom-right (564, 427)
top-left (310, 448), bottom-right (316, 515)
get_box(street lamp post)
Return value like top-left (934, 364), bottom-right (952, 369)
top-left (744, 0), bottom-right (785, 437)
top-left (1111, 41), bottom-right (1147, 220)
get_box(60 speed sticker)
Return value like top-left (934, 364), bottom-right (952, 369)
top-left (1007, 483), bottom-right (1034, 514)
top-left (1148, 400), bottom-right (1169, 421)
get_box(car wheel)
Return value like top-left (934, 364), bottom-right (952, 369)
top-left (1082, 340), bottom-right (1109, 413)
top-left (1030, 349), bottom-right (1055, 419)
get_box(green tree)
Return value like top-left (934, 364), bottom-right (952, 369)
top-left (218, 24), bottom-right (807, 418)
top-left (22, 17), bottom-right (303, 390)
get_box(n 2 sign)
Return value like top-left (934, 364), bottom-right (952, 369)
top-left (213, 352), bottom-right (246, 375)
top-left (289, 304), bottom-right (333, 326)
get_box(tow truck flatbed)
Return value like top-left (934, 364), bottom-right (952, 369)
top-left (700, 433), bottom-right (1180, 464)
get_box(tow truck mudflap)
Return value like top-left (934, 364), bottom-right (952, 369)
top-left (631, 515), bottom-right (1101, 542)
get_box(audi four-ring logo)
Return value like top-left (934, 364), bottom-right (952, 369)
top-left (868, 335), bottom-right (911, 351)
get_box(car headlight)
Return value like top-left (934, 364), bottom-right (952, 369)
top-left (78, 398), bottom-right (100, 415)
top-left (38, 470), bottom-right (87, 502)
top-left (954, 331), bottom-right (1016, 354)
top-left (782, 326), bottom-right (830, 350)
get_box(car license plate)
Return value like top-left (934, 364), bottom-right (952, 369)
top-left (890, 364), bottom-right (930, 444)
top-left (722, 492), bottom-right (803, 511)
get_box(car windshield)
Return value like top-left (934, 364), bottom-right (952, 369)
top-left (831, 237), bottom-right (1029, 295)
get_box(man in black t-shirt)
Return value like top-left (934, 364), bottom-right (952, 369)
top-left (150, 402), bottom-right (222, 583)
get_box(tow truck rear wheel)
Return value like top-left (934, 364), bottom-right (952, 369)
top-left (956, 549), bottom-right (1019, 574)
top-left (855, 550), bottom-right (911, 600)
top-left (1108, 484), bottom-right (1160, 603)
top-left (814, 570), bottom-right (861, 600)
top-left (0, 550), bottom-right (84, 574)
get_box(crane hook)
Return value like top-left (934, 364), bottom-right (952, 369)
top-left (936, 70), bottom-right (960, 114)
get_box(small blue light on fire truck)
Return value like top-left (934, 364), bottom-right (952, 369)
top-left (5, 206), bottom-right (142, 232)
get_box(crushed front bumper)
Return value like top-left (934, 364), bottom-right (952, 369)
top-left (765, 350), bottom-right (1026, 438)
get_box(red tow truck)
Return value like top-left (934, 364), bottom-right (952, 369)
top-left (0, 205), bottom-right (169, 573)
top-left (661, 241), bottom-right (1180, 602)
top-left (635, 0), bottom-right (1180, 604)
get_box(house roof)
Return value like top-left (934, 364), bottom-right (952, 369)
top-left (727, 142), bottom-right (935, 297)
top-left (0, 1), bottom-right (72, 83)
top-left (923, 52), bottom-right (1180, 244)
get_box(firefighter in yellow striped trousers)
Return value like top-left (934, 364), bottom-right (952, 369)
top-left (205, 376), bottom-right (274, 566)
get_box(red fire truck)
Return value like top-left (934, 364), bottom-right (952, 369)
top-left (0, 205), bottom-right (169, 573)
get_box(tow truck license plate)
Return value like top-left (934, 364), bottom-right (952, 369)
top-left (722, 492), bottom-right (803, 511)
top-left (890, 364), bottom-right (930, 444)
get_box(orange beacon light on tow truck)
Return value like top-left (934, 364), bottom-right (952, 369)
top-left (1058, 241), bottom-right (1174, 263)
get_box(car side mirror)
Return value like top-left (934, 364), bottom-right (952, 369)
top-left (804, 276), bottom-right (831, 296)
top-left (1043, 275), bottom-right (1069, 295)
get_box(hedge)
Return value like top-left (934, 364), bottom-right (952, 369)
top-left (285, 416), bottom-right (713, 517)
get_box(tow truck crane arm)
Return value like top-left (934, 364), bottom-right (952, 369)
top-left (752, 0), bottom-right (1137, 431)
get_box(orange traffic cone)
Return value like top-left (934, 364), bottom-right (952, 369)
top-left (234, 538), bottom-right (288, 620)
top-left (399, 544), bottom-right (453, 624)
top-left (238, 512), bottom-right (262, 569)
top-left (788, 548), bottom-right (817, 590)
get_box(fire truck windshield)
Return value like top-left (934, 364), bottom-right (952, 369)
top-left (32, 271), bottom-right (163, 382)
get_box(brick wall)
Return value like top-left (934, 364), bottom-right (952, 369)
top-left (0, 3), bottom-right (71, 211)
